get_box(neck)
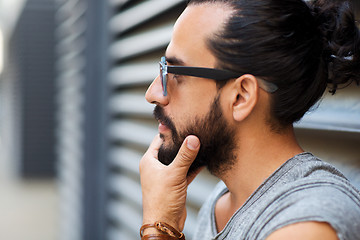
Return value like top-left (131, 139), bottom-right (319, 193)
top-left (219, 124), bottom-right (303, 210)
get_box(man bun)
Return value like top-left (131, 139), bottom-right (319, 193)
top-left (311, 0), bottom-right (360, 94)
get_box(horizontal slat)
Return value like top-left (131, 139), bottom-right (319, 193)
top-left (109, 147), bottom-right (143, 175)
top-left (57, 42), bottom-right (85, 60)
top-left (57, 53), bottom-right (85, 72)
top-left (108, 120), bottom-right (157, 147)
top-left (108, 0), bottom-right (131, 8)
top-left (107, 227), bottom-right (136, 240)
top-left (56, 19), bottom-right (86, 42)
top-left (109, 24), bottom-right (173, 61)
top-left (56, 19), bottom-right (86, 43)
top-left (107, 200), bottom-right (142, 234)
top-left (187, 172), bottom-right (219, 207)
top-left (296, 113), bottom-right (360, 133)
top-left (58, 165), bottom-right (83, 238)
top-left (109, 0), bottom-right (183, 34)
top-left (57, 71), bottom-right (84, 90)
top-left (296, 87), bottom-right (360, 133)
top-left (56, 0), bottom-right (86, 25)
top-left (58, 135), bottom-right (84, 163)
top-left (56, 32), bottom-right (86, 55)
top-left (109, 92), bottom-right (153, 116)
top-left (58, 174), bottom-right (83, 210)
top-left (108, 61), bottom-right (157, 87)
top-left (57, 93), bottom-right (84, 116)
top-left (109, 175), bottom-right (142, 207)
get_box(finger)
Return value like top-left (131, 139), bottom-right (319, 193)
top-left (140, 135), bottom-right (163, 173)
top-left (147, 134), bottom-right (163, 158)
top-left (170, 135), bottom-right (200, 174)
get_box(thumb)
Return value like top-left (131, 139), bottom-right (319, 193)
top-left (170, 135), bottom-right (200, 174)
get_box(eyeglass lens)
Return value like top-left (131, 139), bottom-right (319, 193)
top-left (160, 59), bottom-right (168, 96)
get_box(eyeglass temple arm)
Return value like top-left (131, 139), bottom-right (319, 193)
top-left (167, 65), bottom-right (238, 81)
top-left (167, 66), bottom-right (278, 93)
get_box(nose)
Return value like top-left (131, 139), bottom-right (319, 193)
top-left (145, 75), bottom-right (169, 106)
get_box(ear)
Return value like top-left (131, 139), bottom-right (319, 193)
top-left (231, 74), bottom-right (259, 122)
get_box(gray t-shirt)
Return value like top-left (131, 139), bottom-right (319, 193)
top-left (193, 152), bottom-right (360, 240)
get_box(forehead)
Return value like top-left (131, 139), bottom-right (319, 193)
top-left (166, 3), bottom-right (232, 67)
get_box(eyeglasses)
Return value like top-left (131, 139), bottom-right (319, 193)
top-left (159, 56), bottom-right (278, 96)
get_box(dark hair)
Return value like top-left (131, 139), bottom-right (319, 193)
top-left (188, 0), bottom-right (360, 128)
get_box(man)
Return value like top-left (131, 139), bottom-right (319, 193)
top-left (140, 0), bottom-right (360, 239)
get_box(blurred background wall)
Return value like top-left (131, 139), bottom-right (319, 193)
top-left (0, 0), bottom-right (57, 239)
top-left (1, 0), bottom-right (56, 178)
top-left (0, 0), bottom-right (359, 240)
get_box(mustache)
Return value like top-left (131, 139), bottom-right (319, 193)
top-left (153, 106), bottom-right (177, 134)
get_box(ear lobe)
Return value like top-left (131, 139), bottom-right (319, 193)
top-left (232, 74), bottom-right (259, 122)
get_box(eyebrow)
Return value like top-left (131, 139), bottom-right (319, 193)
top-left (164, 55), bottom-right (186, 66)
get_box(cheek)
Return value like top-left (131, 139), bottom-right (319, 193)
top-left (177, 86), bottom-right (218, 114)
top-left (169, 79), bottom-right (218, 129)
top-left (171, 101), bottom-right (209, 131)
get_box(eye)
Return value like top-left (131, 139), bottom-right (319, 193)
top-left (168, 73), bottom-right (182, 83)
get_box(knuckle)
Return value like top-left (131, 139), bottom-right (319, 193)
top-left (178, 149), bottom-right (195, 164)
top-left (181, 150), bottom-right (193, 160)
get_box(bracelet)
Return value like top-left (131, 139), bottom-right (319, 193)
top-left (140, 221), bottom-right (185, 240)
top-left (141, 234), bottom-right (179, 240)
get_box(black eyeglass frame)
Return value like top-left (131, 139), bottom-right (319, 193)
top-left (159, 56), bottom-right (278, 96)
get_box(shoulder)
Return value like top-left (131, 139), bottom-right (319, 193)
top-left (254, 154), bottom-right (360, 240)
top-left (266, 221), bottom-right (338, 240)
top-left (260, 174), bottom-right (360, 240)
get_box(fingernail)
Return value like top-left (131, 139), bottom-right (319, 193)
top-left (187, 136), bottom-right (200, 150)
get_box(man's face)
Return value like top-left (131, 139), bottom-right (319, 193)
top-left (145, 4), bottom-right (236, 176)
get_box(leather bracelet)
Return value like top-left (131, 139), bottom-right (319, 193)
top-left (142, 234), bottom-right (179, 240)
top-left (140, 222), bottom-right (185, 240)
top-left (140, 224), bottom-right (158, 237)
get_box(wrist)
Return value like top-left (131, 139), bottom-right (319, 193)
top-left (140, 221), bottom-right (185, 240)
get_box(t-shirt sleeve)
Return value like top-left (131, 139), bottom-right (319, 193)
top-left (257, 179), bottom-right (360, 240)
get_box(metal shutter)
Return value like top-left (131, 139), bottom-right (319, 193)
top-left (56, 0), bottom-right (87, 239)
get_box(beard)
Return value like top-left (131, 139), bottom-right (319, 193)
top-left (154, 95), bottom-right (237, 177)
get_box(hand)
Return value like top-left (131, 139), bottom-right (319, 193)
top-left (139, 134), bottom-right (202, 232)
